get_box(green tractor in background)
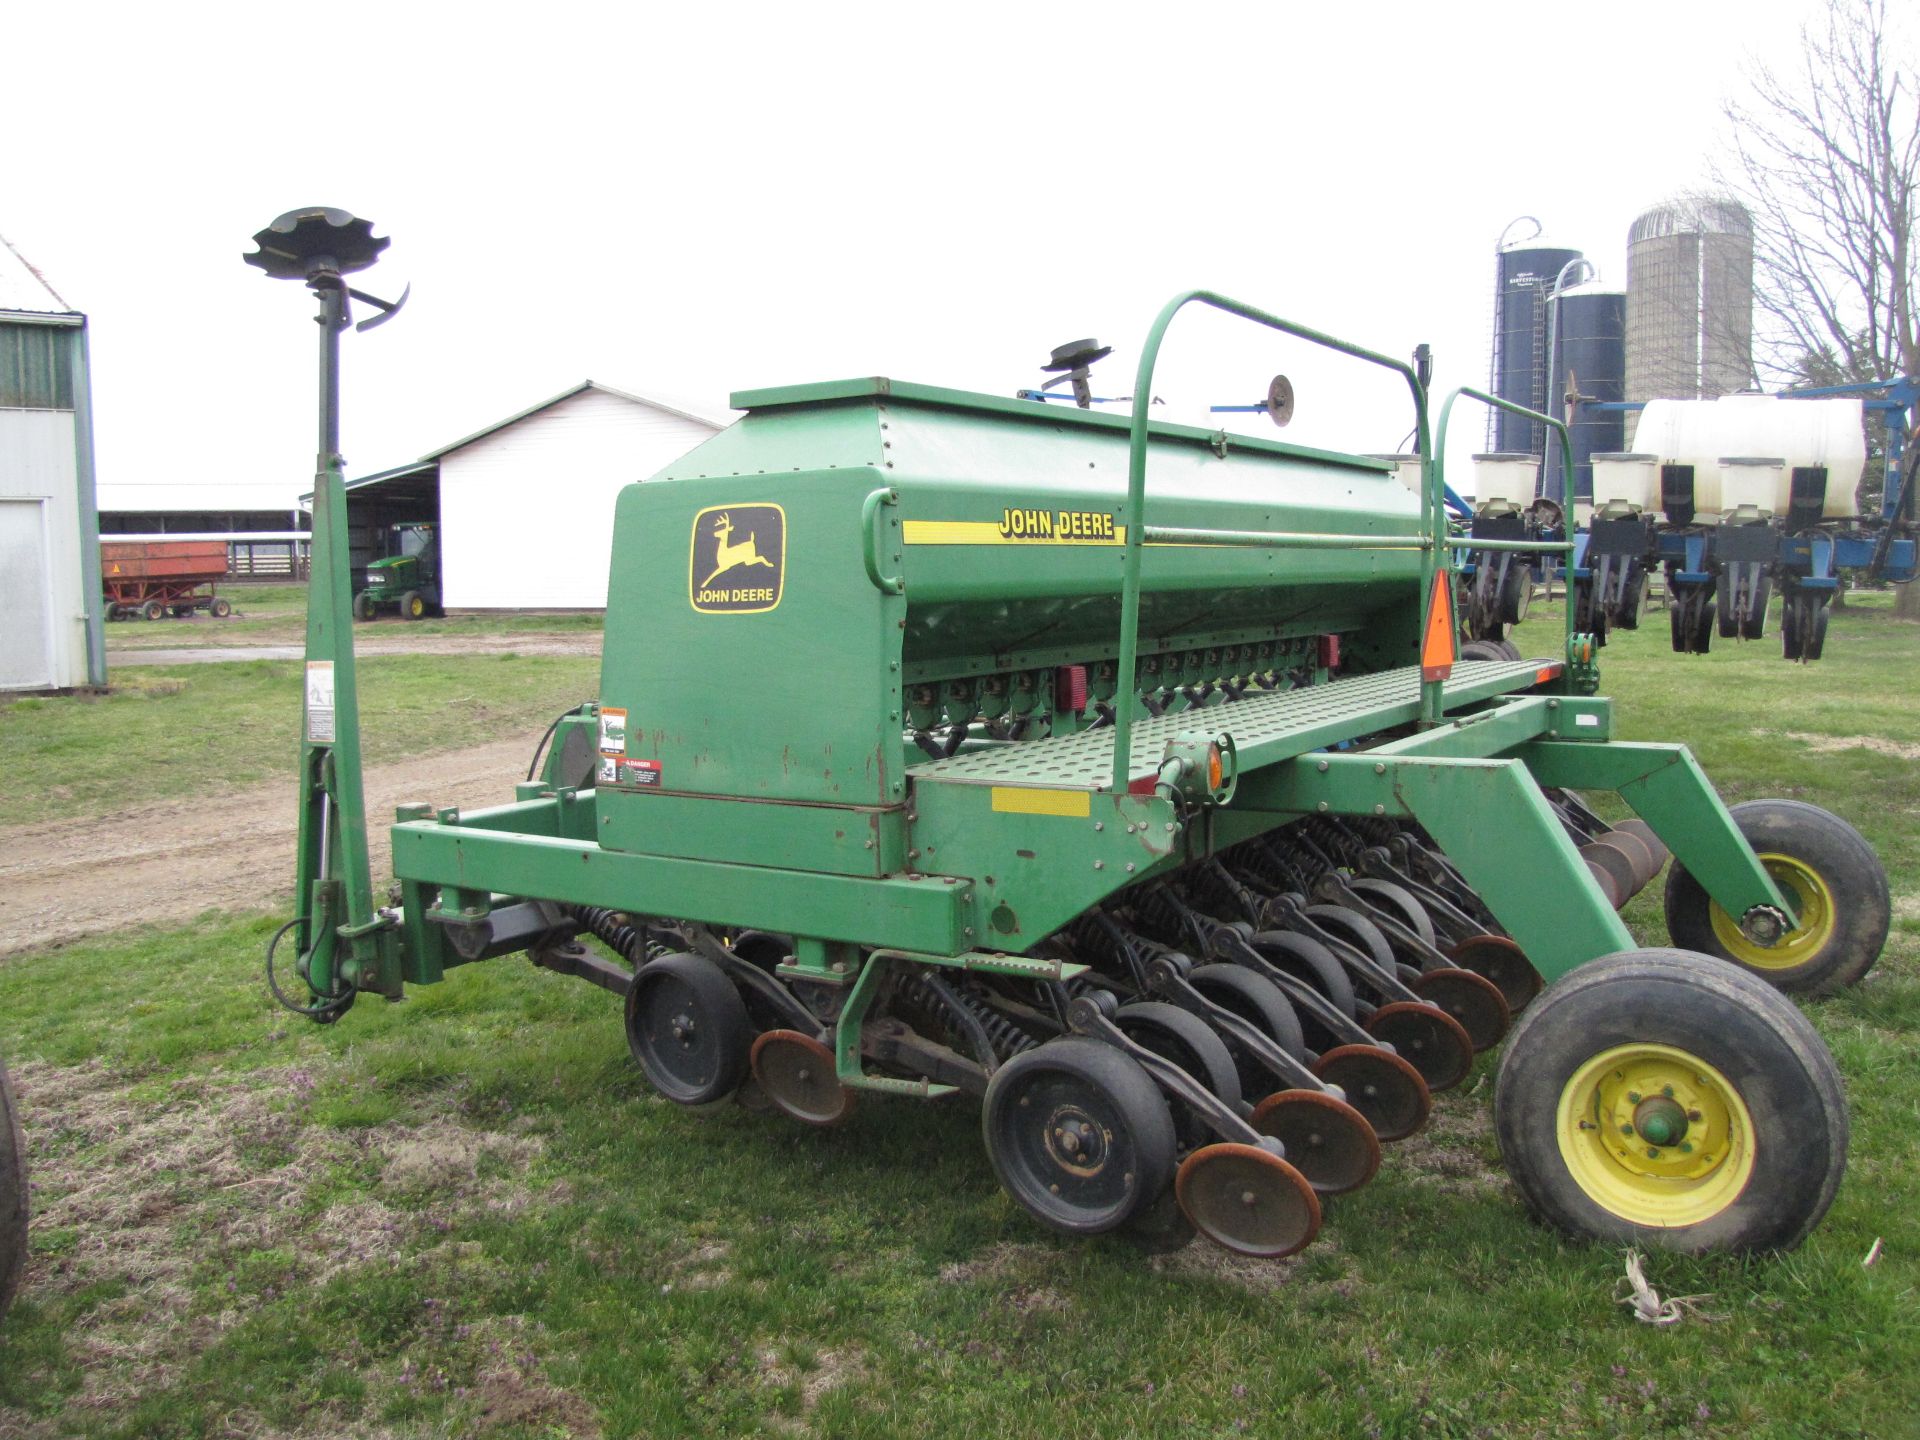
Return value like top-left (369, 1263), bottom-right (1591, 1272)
top-left (353, 521), bottom-right (441, 621)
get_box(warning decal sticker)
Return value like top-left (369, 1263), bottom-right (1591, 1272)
top-left (689, 504), bottom-right (785, 614)
top-left (598, 707), bottom-right (628, 756)
top-left (621, 759), bottom-right (663, 788)
top-left (305, 661), bottom-right (335, 743)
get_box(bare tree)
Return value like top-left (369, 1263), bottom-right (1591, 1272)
top-left (1719, 0), bottom-right (1918, 385)
top-left (1717, 0), bottom-right (1919, 614)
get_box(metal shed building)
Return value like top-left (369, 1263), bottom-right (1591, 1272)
top-left (0, 235), bottom-right (104, 691)
top-left (330, 381), bottom-right (725, 609)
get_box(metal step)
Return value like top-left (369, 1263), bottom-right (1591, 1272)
top-left (909, 659), bottom-right (1557, 792)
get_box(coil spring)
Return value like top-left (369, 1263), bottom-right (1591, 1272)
top-left (899, 972), bottom-right (1037, 1063)
top-left (567, 905), bottom-right (644, 962)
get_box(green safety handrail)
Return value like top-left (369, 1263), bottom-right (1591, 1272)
top-left (1432, 386), bottom-right (1579, 671)
top-left (1112, 291), bottom-right (1436, 794)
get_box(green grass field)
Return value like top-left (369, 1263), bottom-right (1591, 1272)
top-left (0, 652), bottom-right (601, 829)
top-left (0, 594), bottom-right (1915, 1438)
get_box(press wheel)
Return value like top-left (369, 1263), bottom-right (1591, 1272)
top-left (1311, 1045), bottom-right (1430, 1142)
top-left (1248, 1089), bottom-right (1381, 1196)
top-left (1447, 934), bottom-right (1543, 1012)
top-left (1410, 968), bottom-right (1510, 1052)
top-left (1175, 1142), bottom-right (1321, 1258)
top-left (625, 952), bottom-right (753, 1105)
top-left (1116, 1001), bottom-right (1240, 1151)
top-left (1363, 1001), bottom-right (1474, 1092)
top-left (1350, 878), bottom-right (1437, 949)
top-left (750, 1029), bottom-right (856, 1127)
top-left (1249, 930), bottom-right (1356, 1017)
top-left (982, 1038), bottom-right (1176, 1236)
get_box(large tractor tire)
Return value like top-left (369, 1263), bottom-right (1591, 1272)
top-left (400, 590), bottom-right (428, 621)
top-left (0, 1055), bottom-right (26, 1321)
top-left (1663, 799), bottom-right (1889, 993)
top-left (1494, 950), bottom-right (1847, 1253)
top-left (352, 592), bottom-right (376, 622)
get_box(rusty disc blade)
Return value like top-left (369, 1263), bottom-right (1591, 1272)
top-left (1310, 1045), bottom-right (1431, 1141)
top-left (1409, 968), bottom-right (1511, 1052)
top-left (1611, 818), bottom-right (1669, 872)
top-left (1249, 1089), bottom-right (1381, 1196)
top-left (1589, 828), bottom-right (1659, 893)
top-left (1445, 934), bottom-right (1542, 1013)
top-left (1580, 842), bottom-right (1634, 909)
top-left (1362, 1002), bottom-right (1474, 1092)
top-left (1174, 1142), bottom-right (1322, 1259)
top-left (750, 1029), bottom-right (856, 1127)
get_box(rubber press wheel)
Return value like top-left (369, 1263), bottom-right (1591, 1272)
top-left (982, 1038), bottom-right (1176, 1236)
top-left (1663, 799), bottom-right (1890, 993)
top-left (1115, 1001), bottom-right (1241, 1151)
top-left (0, 1055), bottom-right (26, 1322)
top-left (1494, 949), bottom-right (1848, 1252)
top-left (625, 953), bottom-right (753, 1105)
top-left (1189, 964), bottom-right (1308, 1083)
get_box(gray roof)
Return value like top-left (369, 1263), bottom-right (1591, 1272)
top-left (0, 233), bottom-right (77, 315)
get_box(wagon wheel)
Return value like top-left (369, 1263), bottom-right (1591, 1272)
top-left (982, 1038), bottom-right (1176, 1236)
top-left (1663, 799), bottom-right (1889, 993)
top-left (1495, 949), bottom-right (1847, 1252)
top-left (210, 597), bottom-right (233, 619)
top-left (141, 599), bottom-right (165, 621)
top-left (0, 1055), bottom-right (27, 1322)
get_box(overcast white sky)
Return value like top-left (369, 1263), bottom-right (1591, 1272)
top-left (3, 0), bottom-right (1823, 508)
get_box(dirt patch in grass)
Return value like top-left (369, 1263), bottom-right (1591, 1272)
top-left (1781, 730), bottom-right (1920, 762)
top-left (1387, 1077), bottom-right (1509, 1199)
top-left (4, 1057), bottom-right (557, 1435)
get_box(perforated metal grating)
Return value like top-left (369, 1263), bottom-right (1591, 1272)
top-left (909, 659), bottom-right (1551, 789)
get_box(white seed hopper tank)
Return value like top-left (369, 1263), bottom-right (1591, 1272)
top-left (1634, 394), bottom-right (1865, 521)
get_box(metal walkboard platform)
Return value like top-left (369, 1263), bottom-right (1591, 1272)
top-left (908, 659), bottom-right (1556, 791)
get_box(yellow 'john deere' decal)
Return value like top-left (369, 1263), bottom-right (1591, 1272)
top-left (903, 512), bottom-right (1127, 546)
top-left (689, 504), bottom-right (785, 613)
top-left (990, 786), bottom-right (1093, 818)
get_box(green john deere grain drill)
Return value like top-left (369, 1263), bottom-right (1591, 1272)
top-left (253, 209), bottom-right (1886, 1260)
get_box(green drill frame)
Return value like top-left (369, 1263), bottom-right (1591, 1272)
top-left (286, 288), bottom-right (1797, 1057)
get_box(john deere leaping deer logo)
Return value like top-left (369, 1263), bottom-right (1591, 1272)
top-left (689, 503), bottom-right (785, 613)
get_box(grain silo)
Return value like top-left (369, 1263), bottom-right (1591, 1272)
top-left (1487, 219), bottom-right (1583, 459)
top-left (1548, 281), bottom-right (1627, 507)
top-left (1625, 198), bottom-right (1755, 408)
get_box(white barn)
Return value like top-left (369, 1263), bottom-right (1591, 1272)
top-left (0, 235), bottom-right (104, 690)
top-left (339, 382), bottom-right (726, 610)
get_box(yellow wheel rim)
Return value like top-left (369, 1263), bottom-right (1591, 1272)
top-left (1708, 854), bottom-right (1836, 971)
top-left (1556, 1043), bottom-right (1755, 1227)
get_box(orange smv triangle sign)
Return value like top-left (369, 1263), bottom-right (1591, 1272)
top-left (1421, 569), bottom-right (1458, 682)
